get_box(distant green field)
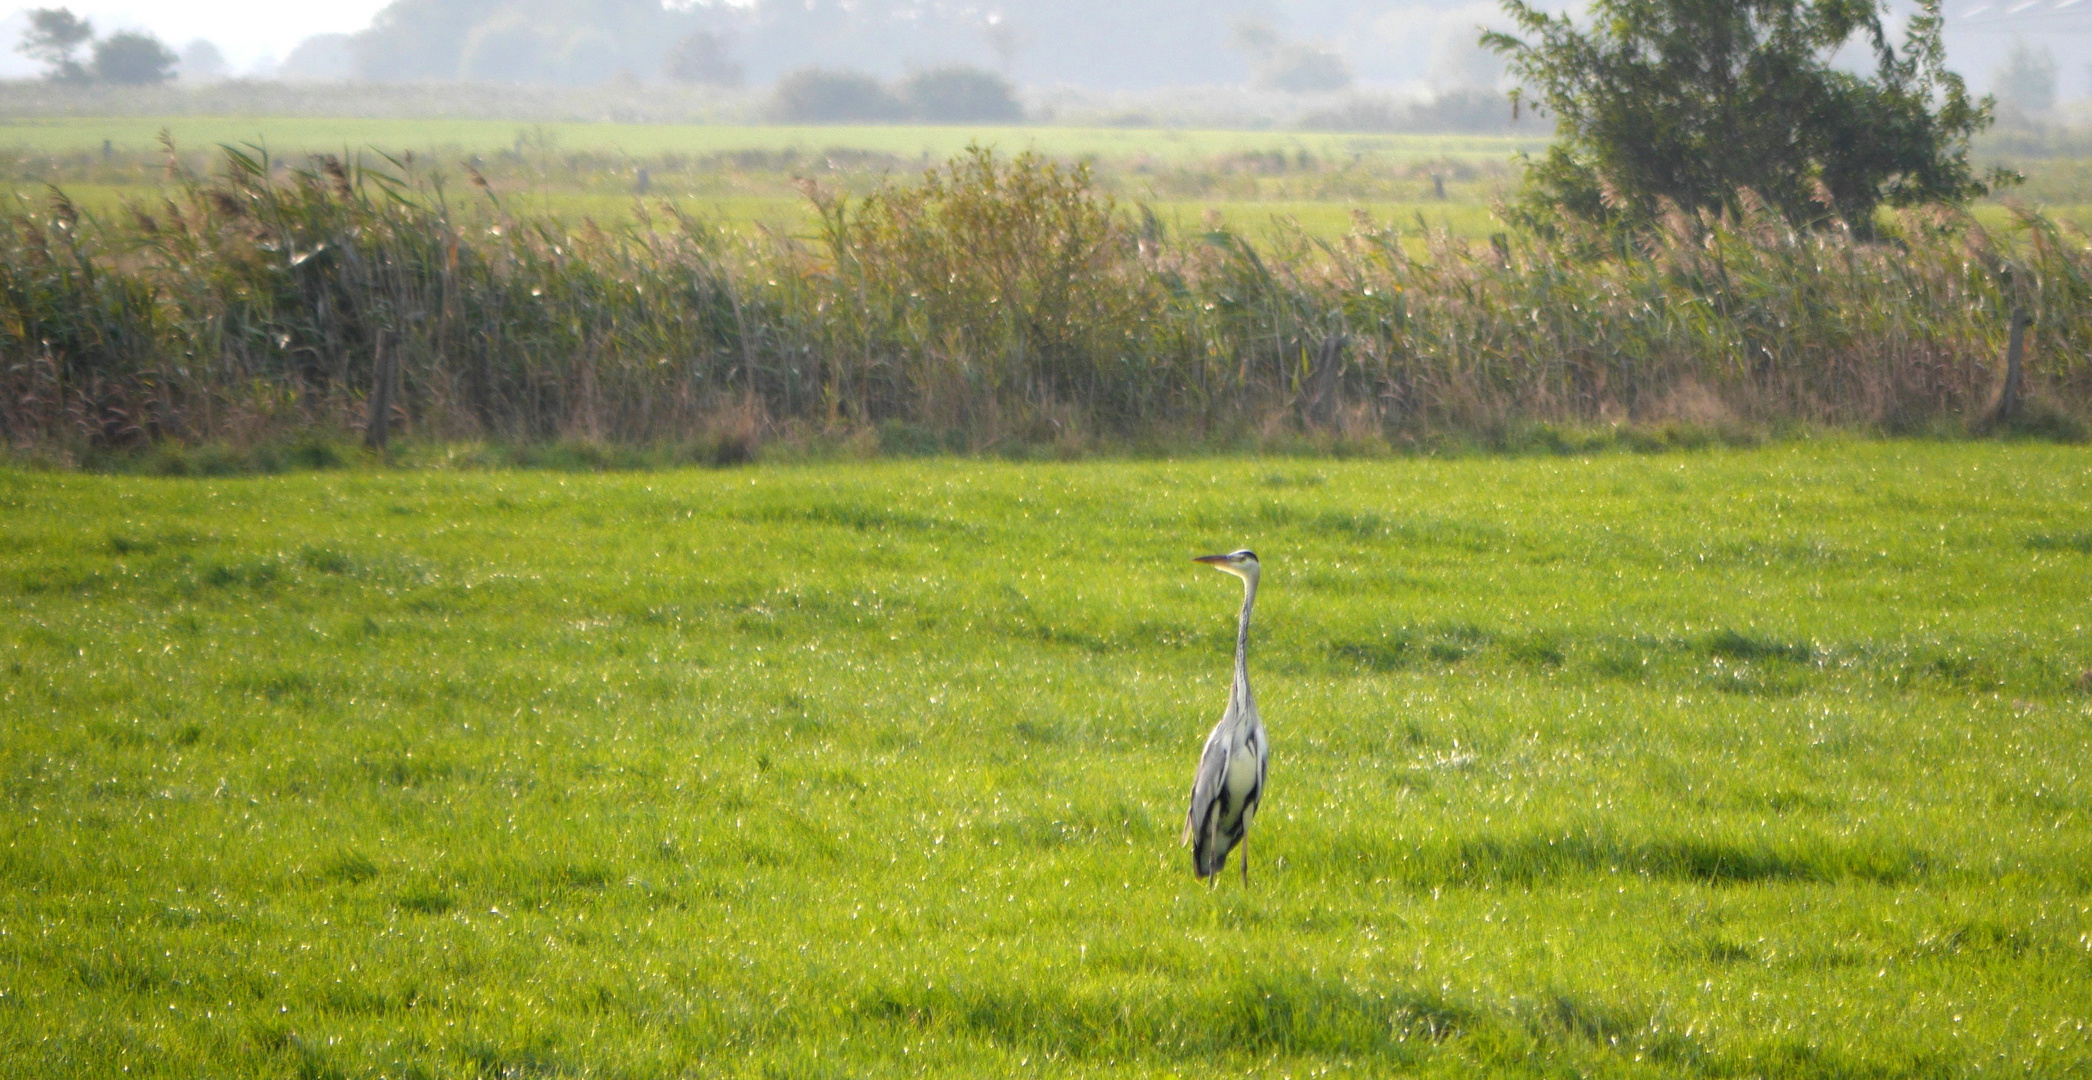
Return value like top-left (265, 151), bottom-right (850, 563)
top-left (25, 179), bottom-right (2087, 244)
top-left (0, 116), bottom-right (1544, 164)
top-left (17, 184), bottom-right (1501, 240)
top-left (3, 443), bottom-right (2091, 1078)
top-left (7, 118), bottom-right (2088, 240)
top-left (0, 117), bottom-right (1533, 240)
top-left (472, 192), bottom-right (1504, 240)
top-left (451, 192), bottom-right (2086, 242)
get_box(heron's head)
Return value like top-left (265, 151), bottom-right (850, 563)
top-left (1193, 549), bottom-right (1260, 582)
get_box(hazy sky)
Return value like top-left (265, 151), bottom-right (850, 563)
top-left (2, 1), bottom-right (391, 73)
top-left (0, 0), bottom-right (2083, 95)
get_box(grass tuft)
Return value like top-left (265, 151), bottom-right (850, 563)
top-left (319, 852), bottom-right (380, 886)
top-left (1704, 629), bottom-right (1814, 664)
top-left (395, 886), bottom-right (455, 916)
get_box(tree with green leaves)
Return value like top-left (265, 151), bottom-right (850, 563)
top-left (664, 29), bottom-right (742, 87)
top-left (16, 7), bottom-right (93, 83)
top-left (1991, 41), bottom-right (2057, 122)
top-left (1485, 0), bottom-right (1999, 237)
top-left (91, 31), bottom-right (177, 85)
top-left (769, 68), bottom-right (905, 123)
top-left (899, 67), bottom-right (1023, 123)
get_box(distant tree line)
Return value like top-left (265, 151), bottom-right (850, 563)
top-left (769, 67), bottom-right (1024, 124)
top-left (15, 7), bottom-right (176, 85)
top-left (1990, 41), bottom-right (2059, 127)
top-left (335, 0), bottom-right (1257, 88)
top-left (5, 0), bottom-right (1521, 101)
top-left (1229, 16), bottom-right (1353, 94)
top-left (268, 0), bottom-right (1476, 91)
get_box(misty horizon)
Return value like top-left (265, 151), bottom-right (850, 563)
top-left (1, 0), bottom-right (2087, 103)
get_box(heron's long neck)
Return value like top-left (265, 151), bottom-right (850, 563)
top-left (1231, 573), bottom-right (1257, 705)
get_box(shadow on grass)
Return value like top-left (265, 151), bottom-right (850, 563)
top-left (1703, 628), bottom-right (1813, 664)
top-left (1329, 830), bottom-right (1930, 887)
top-left (2027, 532), bottom-right (2092, 555)
top-left (735, 500), bottom-right (961, 534)
top-left (1316, 622), bottom-right (2069, 699)
top-left (843, 973), bottom-right (1957, 1078)
top-left (851, 972), bottom-right (1475, 1062)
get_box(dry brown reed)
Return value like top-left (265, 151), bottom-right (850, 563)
top-left (2, 144), bottom-right (2087, 459)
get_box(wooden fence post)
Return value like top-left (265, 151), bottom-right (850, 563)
top-left (1989, 307), bottom-right (2029, 427)
top-left (365, 330), bottom-right (394, 451)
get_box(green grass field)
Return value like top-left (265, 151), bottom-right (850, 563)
top-left (0, 116), bottom-right (1544, 165)
top-left (3, 442), bottom-right (2091, 1077)
top-left (9, 118), bottom-right (2091, 240)
top-left (0, 119), bottom-right (1529, 240)
top-left (418, 191), bottom-right (1503, 241)
top-left (14, 183), bottom-right (1504, 242)
top-left (27, 176), bottom-right (2077, 246)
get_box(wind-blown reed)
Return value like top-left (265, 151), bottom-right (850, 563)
top-left (2, 144), bottom-right (2086, 455)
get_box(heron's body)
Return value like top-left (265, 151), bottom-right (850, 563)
top-left (1183, 550), bottom-right (1266, 884)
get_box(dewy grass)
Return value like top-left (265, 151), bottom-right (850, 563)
top-left (2, 441), bottom-right (2090, 1077)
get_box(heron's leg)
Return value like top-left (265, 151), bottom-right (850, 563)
top-left (1242, 832), bottom-right (1250, 888)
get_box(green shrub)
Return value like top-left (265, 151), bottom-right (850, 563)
top-left (898, 66), bottom-right (1023, 122)
top-left (769, 68), bottom-right (904, 122)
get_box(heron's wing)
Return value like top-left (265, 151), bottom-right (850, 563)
top-left (1181, 714), bottom-right (1234, 846)
top-left (1248, 703), bottom-right (1268, 793)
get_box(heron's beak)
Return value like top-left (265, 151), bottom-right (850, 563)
top-left (1192, 554), bottom-right (1230, 565)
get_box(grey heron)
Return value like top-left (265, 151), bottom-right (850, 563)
top-left (1183, 549), bottom-right (1266, 886)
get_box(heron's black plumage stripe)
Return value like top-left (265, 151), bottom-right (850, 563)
top-left (1191, 776), bottom-right (1260, 878)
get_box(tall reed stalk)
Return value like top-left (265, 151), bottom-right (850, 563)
top-left (2, 144), bottom-right (2085, 456)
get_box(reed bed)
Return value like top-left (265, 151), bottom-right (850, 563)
top-left (2, 143), bottom-right (2087, 460)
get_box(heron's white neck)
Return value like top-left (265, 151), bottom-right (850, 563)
top-left (1230, 570), bottom-right (1258, 705)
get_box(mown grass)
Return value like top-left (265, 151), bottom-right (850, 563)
top-left (2, 441), bottom-right (2090, 1077)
